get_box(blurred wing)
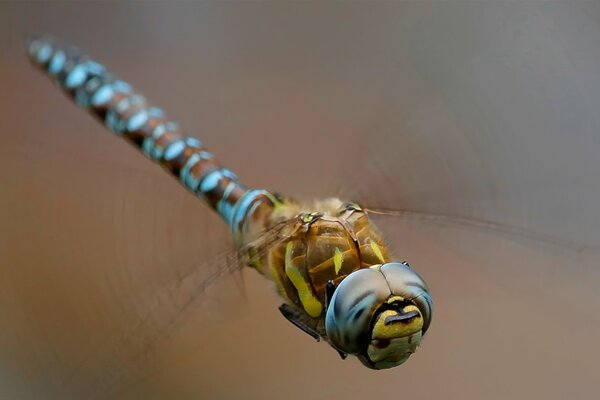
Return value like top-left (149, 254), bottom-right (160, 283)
top-left (1, 125), bottom-right (249, 398)
top-left (333, 85), bottom-right (600, 250)
top-left (81, 215), bottom-right (300, 399)
top-left (331, 90), bottom-right (600, 395)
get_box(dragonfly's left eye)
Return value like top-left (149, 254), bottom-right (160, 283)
top-left (324, 263), bottom-right (432, 369)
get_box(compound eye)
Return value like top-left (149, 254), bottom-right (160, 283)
top-left (324, 269), bottom-right (390, 354)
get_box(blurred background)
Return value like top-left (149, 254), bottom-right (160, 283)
top-left (1, 1), bottom-right (600, 399)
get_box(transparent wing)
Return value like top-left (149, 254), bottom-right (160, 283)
top-left (1, 130), bottom-right (251, 398)
top-left (332, 58), bottom-right (600, 398)
top-left (77, 215), bottom-right (299, 400)
top-left (4, 133), bottom-right (298, 399)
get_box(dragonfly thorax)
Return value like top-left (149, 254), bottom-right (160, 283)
top-left (243, 197), bottom-right (432, 369)
top-left (256, 199), bottom-right (391, 319)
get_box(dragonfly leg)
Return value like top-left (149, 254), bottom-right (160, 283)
top-left (278, 304), bottom-right (320, 342)
top-left (324, 280), bottom-right (336, 311)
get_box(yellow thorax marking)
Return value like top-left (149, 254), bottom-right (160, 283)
top-left (247, 247), bottom-right (262, 270)
top-left (370, 242), bottom-right (385, 263)
top-left (334, 247), bottom-right (344, 275)
top-left (285, 242), bottom-right (323, 318)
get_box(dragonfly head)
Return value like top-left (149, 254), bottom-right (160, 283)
top-left (324, 262), bottom-right (432, 369)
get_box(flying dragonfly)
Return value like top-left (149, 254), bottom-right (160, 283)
top-left (27, 36), bottom-right (433, 371)
top-left (23, 33), bottom-right (600, 400)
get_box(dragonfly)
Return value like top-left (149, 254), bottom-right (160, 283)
top-left (27, 36), bottom-right (433, 372)
top-left (22, 33), bottom-right (600, 400)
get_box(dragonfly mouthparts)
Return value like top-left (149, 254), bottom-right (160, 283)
top-left (384, 310), bottom-right (420, 325)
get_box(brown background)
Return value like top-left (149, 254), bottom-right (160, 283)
top-left (1, 2), bottom-right (599, 399)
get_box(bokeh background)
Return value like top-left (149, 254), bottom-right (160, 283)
top-left (1, 2), bottom-right (600, 399)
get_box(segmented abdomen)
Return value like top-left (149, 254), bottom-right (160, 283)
top-left (27, 36), bottom-right (274, 240)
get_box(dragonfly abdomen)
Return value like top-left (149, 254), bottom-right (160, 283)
top-left (27, 36), bottom-right (275, 241)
